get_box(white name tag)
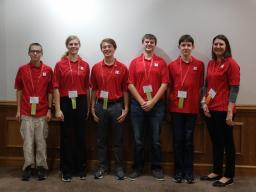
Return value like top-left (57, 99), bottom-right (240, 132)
top-left (143, 85), bottom-right (153, 93)
top-left (177, 90), bottom-right (187, 98)
top-left (42, 72), bottom-right (47, 76)
top-left (115, 70), bottom-right (120, 74)
top-left (100, 90), bottom-right (109, 99)
top-left (154, 63), bottom-right (158, 67)
top-left (30, 97), bottom-right (39, 104)
top-left (193, 66), bottom-right (197, 71)
top-left (80, 66), bottom-right (84, 70)
top-left (208, 88), bottom-right (216, 98)
top-left (68, 90), bottom-right (78, 98)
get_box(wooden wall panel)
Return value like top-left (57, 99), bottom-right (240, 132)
top-left (0, 101), bottom-right (256, 176)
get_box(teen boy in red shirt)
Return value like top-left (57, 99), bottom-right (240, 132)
top-left (15, 43), bottom-right (53, 181)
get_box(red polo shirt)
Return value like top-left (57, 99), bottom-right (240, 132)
top-left (53, 57), bottom-right (90, 97)
top-left (90, 59), bottom-right (128, 101)
top-left (128, 54), bottom-right (169, 100)
top-left (206, 57), bottom-right (240, 111)
top-left (15, 62), bottom-right (53, 117)
top-left (168, 56), bottom-right (204, 114)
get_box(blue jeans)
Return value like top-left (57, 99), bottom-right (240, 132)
top-left (95, 100), bottom-right (123, 169)
top-left (171, 112), bottom-right (197, 177)
top-left (130, 99), bottom-right (165, 171)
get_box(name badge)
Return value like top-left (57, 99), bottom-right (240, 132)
top-left (220, 64), bottom-right (224, 68)
top-left (68, 90), bottom-right (78, 98)
top-left (143, 85), bottom-right (153, 93)
top-left (154, 63), bottom-right (158, 67)
top-left (177, 90), bottom-right (187, 98)
top-left (30, 97), bottom-right (39, 104)
top-left (80, 66), bottom-right (84, 70)
top-left (42, 72), bottom-right (47, 76)
top-left (208, 88), bottom-right (216, 98)
top-left (115, 70), bottom-right (120, 74)
top-left (100, 90), bottom-right (109, 99)
top-left (193, 66), bottom-right (197, 71)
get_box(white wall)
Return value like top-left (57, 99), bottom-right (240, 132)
top-left (1, 0), bottom-right (256, 104)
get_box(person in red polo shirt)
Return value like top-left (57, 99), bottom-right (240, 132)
top-left (128, 34), bottom-right (169, 180)
top-left (53, 35), bottom-right (90, 182)
top-left (15, 43), bottom-right (53, 181)
top-left (200, 35), bottom-right (240, 187)
top-left (168, 35), bottom-right (204, 184)
top-left (91, 38), bottom-right (128, 180)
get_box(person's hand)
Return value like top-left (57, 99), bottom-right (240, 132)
top-left (202, 103), bottom-right (211, 118)
top-left (55, 110), bottom-right (64, 121)
top-left (117, 109), bottom-right (129, 123)
top-left (16, 111), bottom-right (21, 123)
top-left (46, 110), bottom-right (52, 122)
top-left (226, 110), bottom-right (233, 126)
top-left (86, 108), bottom-right (90, 120)
top-left (91, 107), bottom-right (100, 123)
top-left (141, 100), bottom-right (156, 112)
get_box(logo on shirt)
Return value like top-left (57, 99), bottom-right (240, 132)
top-left (220, 64), bottom-right (224, 69)
top-left (115, 70), bottom-right (120, 74)
top-left (154, 63), bottom-right (159, 67)
top-left (193, 66), bottom-right (198, 71)
top-left (42, 72), bottom-right (47, 76)
top-left (80, 66), bottom-right (84, 70)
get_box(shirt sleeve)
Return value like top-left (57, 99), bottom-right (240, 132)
top-left (90, 65), bottom-right (98, 90)
top-left (84, 63), bottom-right (90, 90)
top-left (14, 67), bottom-right (23, 90)
top-left (53, 63), bottom-right (61, 89)
top-left (122, 65), bottom-right (129, 92)
top-left (160, 60), bottom-right (170, 84)
top-left (47, 67), bottom-right (54, 93)
top-left (128, 59), bottom-right (136, 85)
top-left (228, 59), bottom-right (240, 86)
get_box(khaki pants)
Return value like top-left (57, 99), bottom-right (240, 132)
top-left (20, 115), bottom-right (48, 170)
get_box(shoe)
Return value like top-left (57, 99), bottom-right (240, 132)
top-left (21, 166), bottom-right (32, 181)
top-left (200, 174), bottom-right (221, 181)
top-left (79, 172), bottom-right (86, 180)
top-left (62, 174), bottom-right (72, 182)
top-left (185, 175), bottom-right (194, 184)
top-left (152, 169), bottom-right (164, 181)
top-left (116, 167), bottom-right (125, 180)
top-left (129, 170), bottom-right (141, 181)
top-left (213, 178), bottom-right (234, 187)
top-left (173, 173), bottom-right (183, 183)
top-left (94, 167), bottom-right (105, 179)
top-left (37, 166), bottom-right (47, 181)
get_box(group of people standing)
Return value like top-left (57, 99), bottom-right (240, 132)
top-left (15, 33), bottom-right (240, 188)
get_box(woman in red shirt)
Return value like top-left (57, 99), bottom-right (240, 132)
top-left (200, 35), bottom-right (240, 187)
top-left (53, 35), bottom-right (90, 182)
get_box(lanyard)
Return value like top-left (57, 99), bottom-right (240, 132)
top-left (179, 57), bottom-right (191, 89)
top-left (28, 64), bottom-right (44, 96)
top-left (143, 55), bottom-right (154, 83)
top-left (68, 57), bottom-right (80, 86)
top-left (100, 59), bottom-right (116, 89)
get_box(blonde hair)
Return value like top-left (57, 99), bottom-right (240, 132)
top-left (62, 35), bottom-right (81, 59)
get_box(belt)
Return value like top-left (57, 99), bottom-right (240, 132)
top-left (97, 98), bottom-right (123, 104)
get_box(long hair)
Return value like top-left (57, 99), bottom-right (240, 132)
top-left (212, 34), bottom-right (232, 60)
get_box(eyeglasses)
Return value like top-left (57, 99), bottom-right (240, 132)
top-left (29, 50), bottom-right (42, 54)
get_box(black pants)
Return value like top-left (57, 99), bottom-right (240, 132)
top-left (205, 111), bottom-right (235, 178)
top-left (95, 100), bottom-right (123, 170)
top-left (171, 112), bottom-right (197, 176)
top-left (60, 95), bottom-right (87, 175)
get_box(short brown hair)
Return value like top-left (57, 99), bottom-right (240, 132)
top-left (28, 43), bottom-right (43, 54)
top-left (142, 34), bottom-right (157, 45)
top-left (100, 38), bottom-right (117, 49)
